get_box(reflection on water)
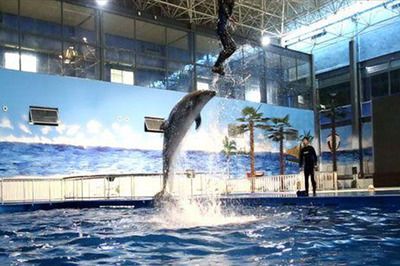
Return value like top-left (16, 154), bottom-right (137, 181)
top-left (0, 206), bottom-right (399, 265)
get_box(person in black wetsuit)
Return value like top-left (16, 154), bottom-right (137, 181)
top-left (212, 0), bottom-right (237, 76)
top-left (299, 137), bottom-right (318, 196)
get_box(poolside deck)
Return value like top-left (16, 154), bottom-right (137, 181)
top-left (0, 173), bottom-right (397, 212)
top-left (1, 189), bottom-right (400, 213)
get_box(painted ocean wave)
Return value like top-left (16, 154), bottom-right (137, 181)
top-left (0, 142), bottom-right (300, 178)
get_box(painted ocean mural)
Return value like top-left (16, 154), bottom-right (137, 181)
top-left (0, 69), bottom-right (314, 178)
top-left (0, 142), bottom-right (301, 178)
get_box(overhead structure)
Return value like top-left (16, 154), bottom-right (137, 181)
top-left (108, 0), bottom-right (355, 40)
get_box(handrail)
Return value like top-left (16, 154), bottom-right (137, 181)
top-left (0, 172), bottom-right (337, 205)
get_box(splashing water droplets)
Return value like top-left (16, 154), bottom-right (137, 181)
top-left (151, 195), bottom-right (258, 229)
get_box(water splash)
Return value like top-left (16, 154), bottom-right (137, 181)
top-left (151, 195), bottom-right (259, 229)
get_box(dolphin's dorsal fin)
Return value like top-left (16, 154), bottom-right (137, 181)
top-left (195, 115), bottom-right (202, 130)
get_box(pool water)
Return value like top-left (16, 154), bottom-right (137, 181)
top-left (1, 203), bottom-right (400, 265)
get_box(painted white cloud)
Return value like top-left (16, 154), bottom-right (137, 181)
top-left (19, 124), bottom-right (32, 135)
top-left (41, 126), bottom-right (52, 135)
top-left (2, 134), bottom-right (52, 144)
top-left (66, 125), bottom-right (81, 136)
top-left (56, 124), bottom-right (66, 134)
top-left (111, 122), bottom-right (162, 150)
top-left (0, 117), bottom-right (13, 129)
top-left (86, 120), bottom-right (102, 134)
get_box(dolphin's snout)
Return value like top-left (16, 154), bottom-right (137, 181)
top-left (204, 90), bottom-right (217, 97)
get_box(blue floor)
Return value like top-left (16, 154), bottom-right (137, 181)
top-left (1, 191), bottom-right (400, 213)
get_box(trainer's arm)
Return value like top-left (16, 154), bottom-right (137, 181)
top-left (312, 147), bottom-right (318, 166)
top-left (299, 148), bottom-right (303, 168)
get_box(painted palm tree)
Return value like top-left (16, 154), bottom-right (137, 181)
top-left (266, 115), bottom-right (298, 176)
top-left (299, 130), bottom-right (315, 146)
top-left (234, 106), bottom-right (270, 192)
top-left (299, 130), bottom-right (314, 143)
top-left (319, 93), bottom-right (346, 172)
top-left (222, 136), bottom-right (237, 179)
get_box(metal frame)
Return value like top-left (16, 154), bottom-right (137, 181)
top-left (67, 0), bottom-right (358, 41)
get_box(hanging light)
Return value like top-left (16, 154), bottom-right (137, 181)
top-left (96, 0), bottom-right (109, 6)
top-left (261, 35), bottom-right (271, 46)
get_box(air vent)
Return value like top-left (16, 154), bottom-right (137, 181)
top-left (144, 116), bottom-right (165, 133)
top-left (29, 106), bottom-right (59, 126)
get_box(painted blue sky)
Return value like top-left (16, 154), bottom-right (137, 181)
top-left (0, 69), bottom-right (314, 153)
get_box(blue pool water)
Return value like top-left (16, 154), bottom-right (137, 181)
top-left (0, 205), bottom-right (399, 265)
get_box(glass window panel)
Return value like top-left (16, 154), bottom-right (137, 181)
top-left (62, 42), bottom-right (99, 80)
top-left (136, 54), bottom-right (166, 70)
top-left (265, 52), bottom-right (282, 82)
top-left (103, 12), bottom-right (135, 50)
top-left (319, 82), bottom-right (351, 106)
top-left (135, 68), bottom-right (166, 90)
top-left (297, 60), bottom-right (311, 86)
top-left (20, 0), bottom-right (61, 36)
top-left (167, 28), bottom-right (189, 62)
top-left (391, 59), bottom-right (400, 69)
top-left (0, 28), bottom-right (18, 47)
top-left (0, 0), bottom-right (18, 51)
top-left (0, 46), bottom-right (18, 69)
top-left (281, 55), bottom-right (297, 82)
top-left (105, 48), bottom-right (135, 67)
top-left (166, 62), bottom-right (193, 92)
top-left (370, 72), bottom-right (389, 98)
top-left (110, 68), bottom-right (134, 85)
top-left (63, 3), bottom-right (96, 45)
top-left (245, 78), bottom-right (261, 103)
top-left (136, 20), bottom-right (165, 57)
top-left (362, 122), bottom-right (374, 175)
top-left (266, 79), bottom-right (279, 105)
top-left (0, 0), bottom-right (18, 30)
top-left (5, 52), bottom-right (37, 73)
top-left (20, 35), bottom-right (62, 75)
top-left (21, 33), bottom-right (62, 63)
top-left (4, 51), bottom-right (19, 70)
top-left (362, 77), bottom-right (371, 101)
top-left (390, 69), bottom-right (400, 95)
top-left (195, 35), bottom-right (220, 66)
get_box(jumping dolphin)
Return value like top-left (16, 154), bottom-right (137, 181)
top-left (154, 90), bottom-right (216, 201)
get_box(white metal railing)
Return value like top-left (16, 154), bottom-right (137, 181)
top-left (0, 172), bottom-right (338, 204)
top-left (253, 172), bottom-right (338, 193)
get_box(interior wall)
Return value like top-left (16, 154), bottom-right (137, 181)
top-left (0, 69), bottom-right (314, 178)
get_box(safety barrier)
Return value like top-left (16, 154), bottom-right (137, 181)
top-left (253, 172), bottom-right (338, 193)
top-left (0, 172), bottom-right (338, 204)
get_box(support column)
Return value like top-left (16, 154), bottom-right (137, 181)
top-left (97, 9), bottom-right (105, 81)
top-left (349, 40), bottom-right (364, 178)
top-left (189, 29), bottom-right (196, 92)
top-left (310, 54), bottom-right (321, 159)
top-left (261, 49), bottom-right (267, 103)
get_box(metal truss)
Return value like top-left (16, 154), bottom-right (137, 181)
top-left (110, 0), bottom-right (357, 41)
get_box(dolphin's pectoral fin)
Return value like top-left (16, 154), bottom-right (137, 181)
top-left (195, 115), bottom-right (202, 130)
